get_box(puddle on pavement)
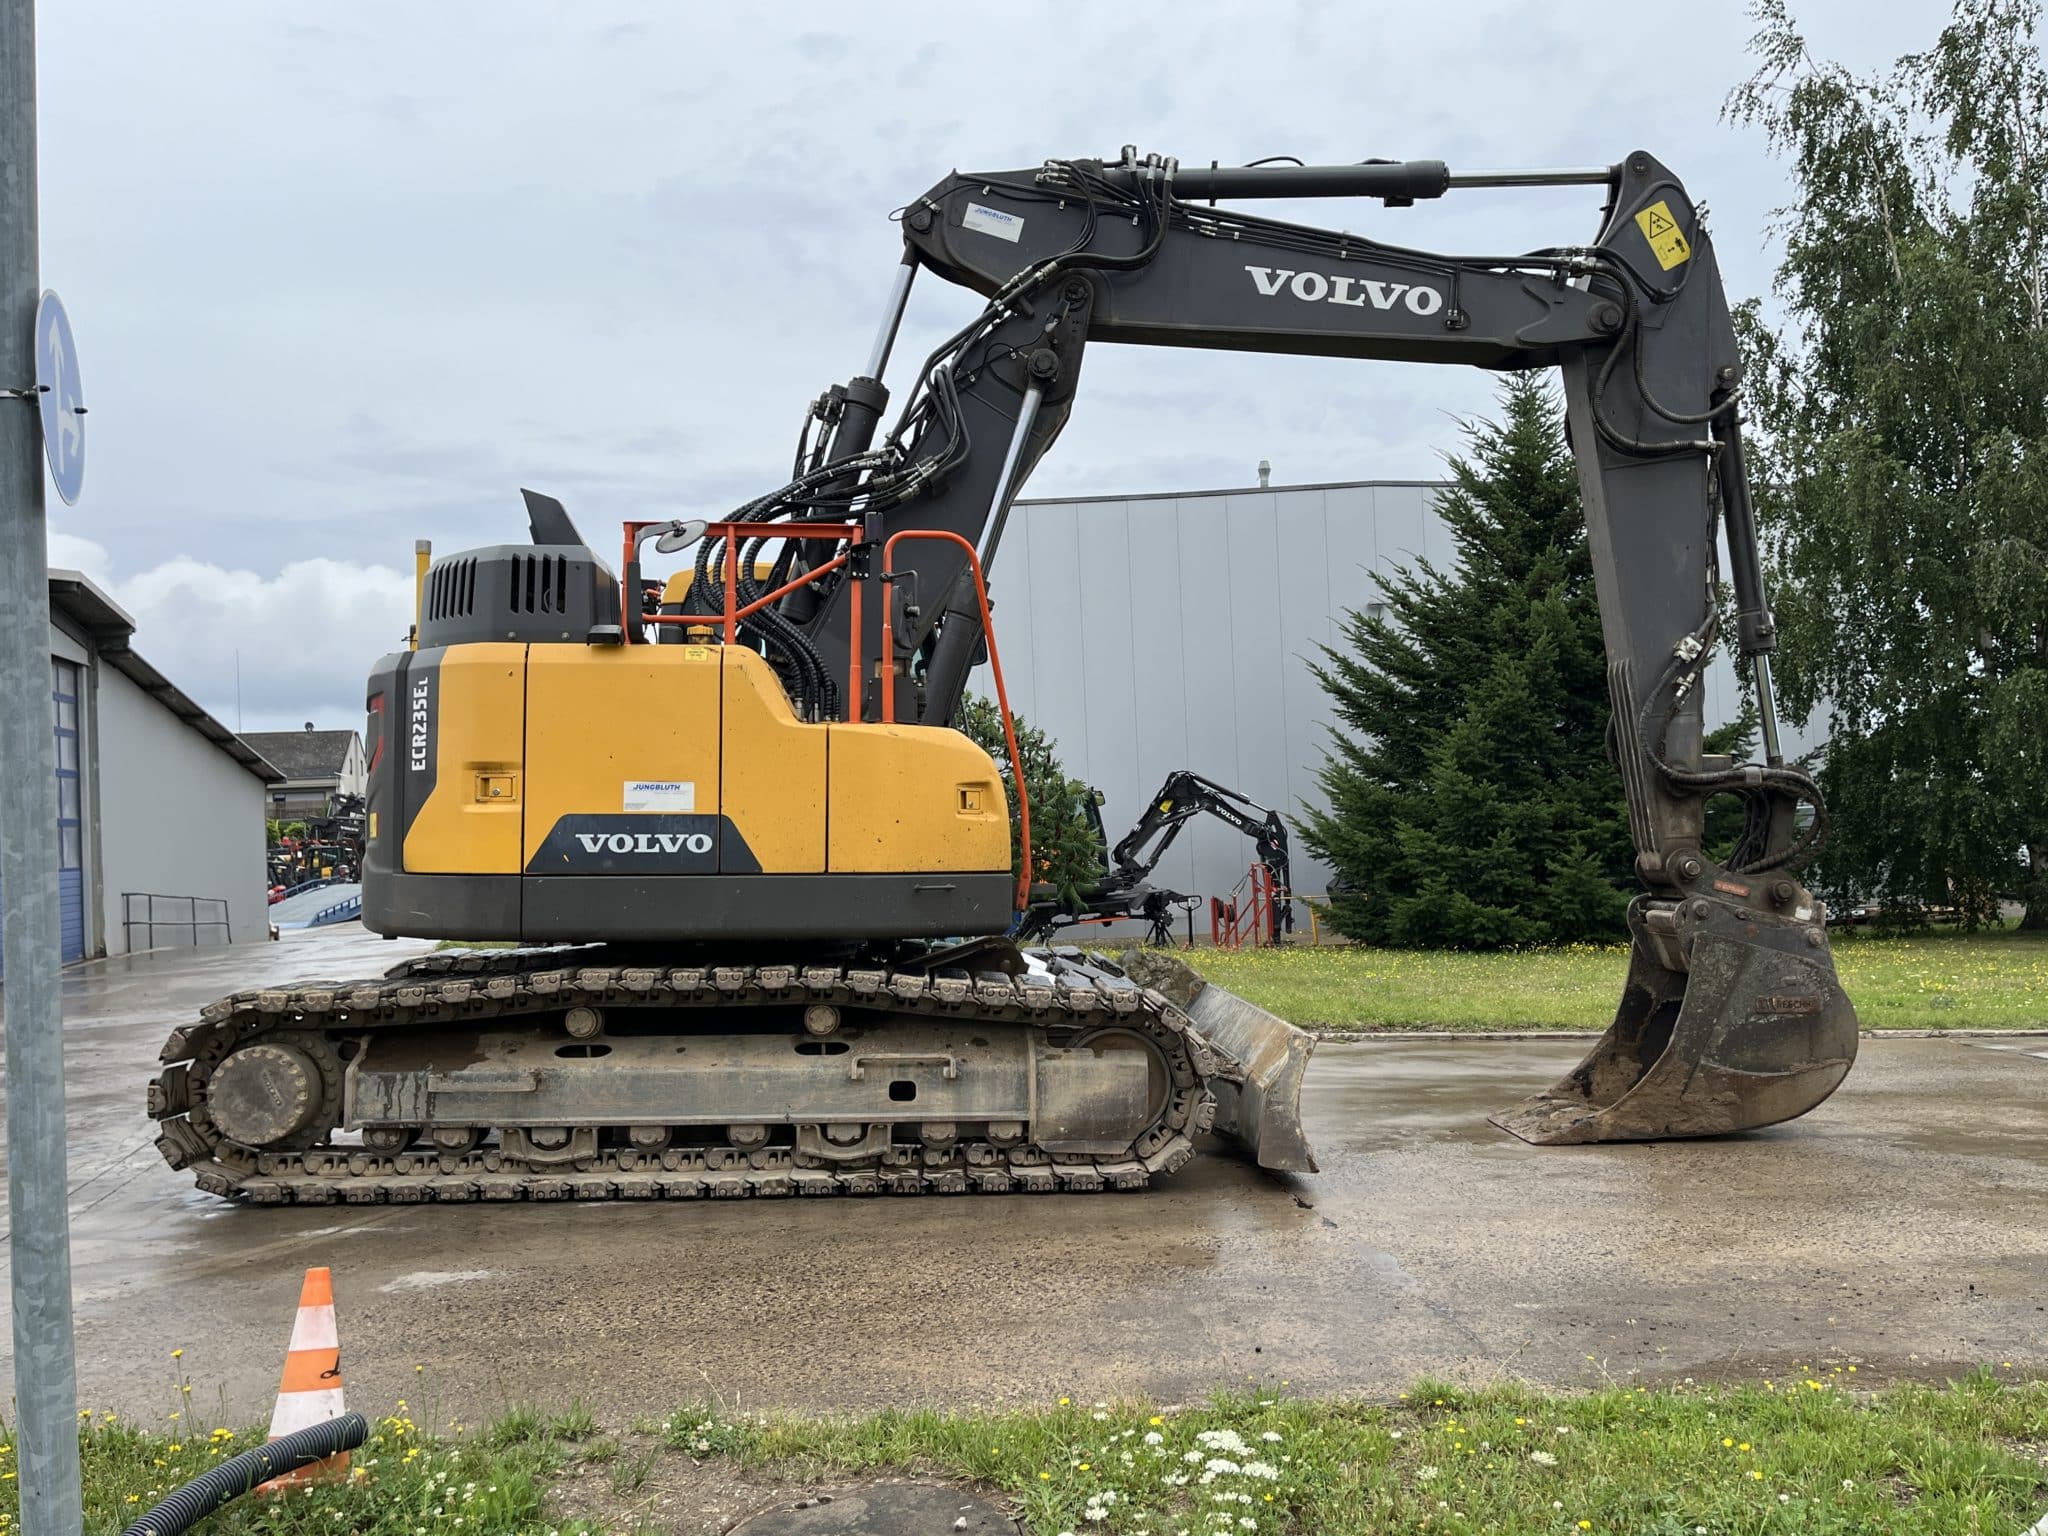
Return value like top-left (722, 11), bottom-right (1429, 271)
top-left (1307, 1041), bottom-right (1586, 1151)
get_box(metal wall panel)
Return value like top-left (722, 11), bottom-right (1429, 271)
top-left (94, 664), bottom-right (269, 954)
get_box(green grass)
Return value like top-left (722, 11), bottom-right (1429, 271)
top-left (17, 1376), bottom-right (2045, 1534)
top-left (1, 1400), bottom-right (608, 1535)
top-left (1189, 928), bottom-right (2048, 1031)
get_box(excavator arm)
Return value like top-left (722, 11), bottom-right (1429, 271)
top-left (688, 146), bottom-right (1858, 1145)
top-left (1108, 772), bottom-right (1294, 939)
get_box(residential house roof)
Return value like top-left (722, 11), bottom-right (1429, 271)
top-left (242, 729), bottom-right (361, 784)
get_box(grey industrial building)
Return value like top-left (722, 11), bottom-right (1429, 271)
top-left (0, 572), bottom-right (278, 977)
top-left (982, 477), bottom-right (1764, 930)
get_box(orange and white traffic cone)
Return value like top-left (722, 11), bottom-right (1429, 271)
top-left (257, 1266), bottom-right (349, 1492)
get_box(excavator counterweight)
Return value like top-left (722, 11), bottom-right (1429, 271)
top-left (150, 143), bottom-right (1854, 1205)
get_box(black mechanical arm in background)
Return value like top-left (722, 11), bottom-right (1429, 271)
top-left (682, 145), bottom-right (1860, 1144)
top-left (1106, 772), bottom-right (1294, 936)
top-left (1018, 771), bottom-right (1296, 946)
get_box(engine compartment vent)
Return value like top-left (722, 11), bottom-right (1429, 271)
top-left (509, 553), bottom-right (571, 615)
top-left (426, 556), bottom-right (478, 620)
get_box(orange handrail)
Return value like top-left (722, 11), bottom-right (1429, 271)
top-left (878, 530), bottom-right (1031, 914)
top-left (621, 519), bottom-right (862, 653)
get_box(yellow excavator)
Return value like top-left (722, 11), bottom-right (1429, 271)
top-left (150, 147), bottom-right (1858, 1203)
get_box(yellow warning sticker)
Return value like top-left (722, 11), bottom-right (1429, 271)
top-left (1634, 200), bottom-right (1692, 270)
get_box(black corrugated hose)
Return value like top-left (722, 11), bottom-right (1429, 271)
top-left (118, 1413), bottom-right (369, 1536)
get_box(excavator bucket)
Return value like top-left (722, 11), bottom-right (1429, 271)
top-left (1490, 905), bottom-right (1859, 1145)
top-left (1115, 949), bottom-right (1318, 1173)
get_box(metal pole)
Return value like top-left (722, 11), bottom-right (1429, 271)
top-left (1752, 654), bottom-right (1785, 768)
top-left (861, 253), bottom-right (917, 383)
top-left (0, 3), bottom-right (85, 1532)
top-left (973, 383), bottom-right (1043, 576)
top-left (1444, 166), bottom-right (1616, 188)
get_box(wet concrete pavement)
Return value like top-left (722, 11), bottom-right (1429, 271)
top-left (3, 926), bottom-right (2044, 1426)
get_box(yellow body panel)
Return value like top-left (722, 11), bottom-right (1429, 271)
top-left (522, 646), bottom-right (722, 868)
top-left (826, 720), bottom-right (1008, 873)
top-left (403, 644), bottom-right (526, 873)
top-left (721, 648), bottom-right (826, 873)
top-left (404, 640), bottom-right (1008, 880)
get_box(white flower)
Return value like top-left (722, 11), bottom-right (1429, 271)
top-left (1204, 1457), bottom-right (1242, 1476)
top-left (1144, 1431), bottom-right (1165, 1446)
top-left (1242, 1461), bottom-right (1279, 1481)
top-left (1239, 1520), bottom-right (1257, 1531)
top-left (1084, 1508), bottom-right (1107, 1523)
top-left (1529, 1450), bottom-right (1558, 1467)
top-left (1389, 1430), bottom-right (1403, 1441)
top-left (1778, 1493), bottom-right (1791, 1504)
top-left (1260, 1431), bottom-right (1282, 1443)
top-left (1417, 1465), bottom-right (1440, 1482)
top-left (1183, 1450), bottom-right (1205, 1465)
top-left (1197, 1429), bottom-right (1252, 1457)
top-left (1553, 1425), bottom-right (1572, 1435)
top-left (1101, 1492), bottom-right (1117, 1506)
top-left (1092, 1411), bottom-right (1110, 1422)
top-left (1841, 1480), bottom-right (1855, 1491)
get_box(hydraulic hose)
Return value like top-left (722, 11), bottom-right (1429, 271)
top-left (118, 1413), bottom-right (368, 1536)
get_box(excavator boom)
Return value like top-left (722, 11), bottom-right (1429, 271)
top-left (715, 146), bottom-right (1857, 1143)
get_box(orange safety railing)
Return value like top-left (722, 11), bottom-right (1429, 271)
top-left (620, 519), bottom-right (867, 712)
top-left (879, 530), bottom-right (1031, 915)
top-left (620, 519), bottom-right (1033, 916)
top-left (1211, 860), bottom-right (1281, 949)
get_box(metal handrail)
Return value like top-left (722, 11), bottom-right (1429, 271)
top-left (121, 892), bottom-right (231, 953)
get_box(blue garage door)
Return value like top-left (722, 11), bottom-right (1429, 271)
top-left (0, 660), bottom-right (85, 978)
top-left (54, 660), bottom-right (85, 962)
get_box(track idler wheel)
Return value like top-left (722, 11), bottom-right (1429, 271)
top-left (1491, 894), bottom-right (1859, 1145)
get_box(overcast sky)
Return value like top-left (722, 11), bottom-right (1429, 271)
top-left (34, 0), bottom-right (1936, 734)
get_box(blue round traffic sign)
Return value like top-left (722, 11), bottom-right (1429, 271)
top-left (34, 291), bottom-right (85, 506)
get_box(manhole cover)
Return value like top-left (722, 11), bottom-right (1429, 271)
top-left (727, 1480), bottom-right (1015, 1535)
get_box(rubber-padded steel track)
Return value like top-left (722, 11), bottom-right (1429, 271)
top-left (149, 946), bottom-right (1232, 1203)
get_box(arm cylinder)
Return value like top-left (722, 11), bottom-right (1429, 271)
top-left (1108, 160), bottom-right (1451, 202)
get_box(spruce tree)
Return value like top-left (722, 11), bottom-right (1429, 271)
top-left (1300, 374), bottom-right (1636, 948)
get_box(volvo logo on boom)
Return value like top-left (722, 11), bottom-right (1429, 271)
top-left (1244, 265), bottom-right (1445, 316)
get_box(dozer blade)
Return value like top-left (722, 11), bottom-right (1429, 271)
top-left (1490, 900), bottom-right (1859, 1145)
top-left (1114, 949), bottom-right (1318, 1173)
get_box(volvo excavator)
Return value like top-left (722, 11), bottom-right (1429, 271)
top-left (150, 146), bottom-right (1860, 1204)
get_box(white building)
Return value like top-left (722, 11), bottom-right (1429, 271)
top-left (0, 572), bottom-right (279, 976)
top-left (979, 478), bottom-right (1767, 925)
